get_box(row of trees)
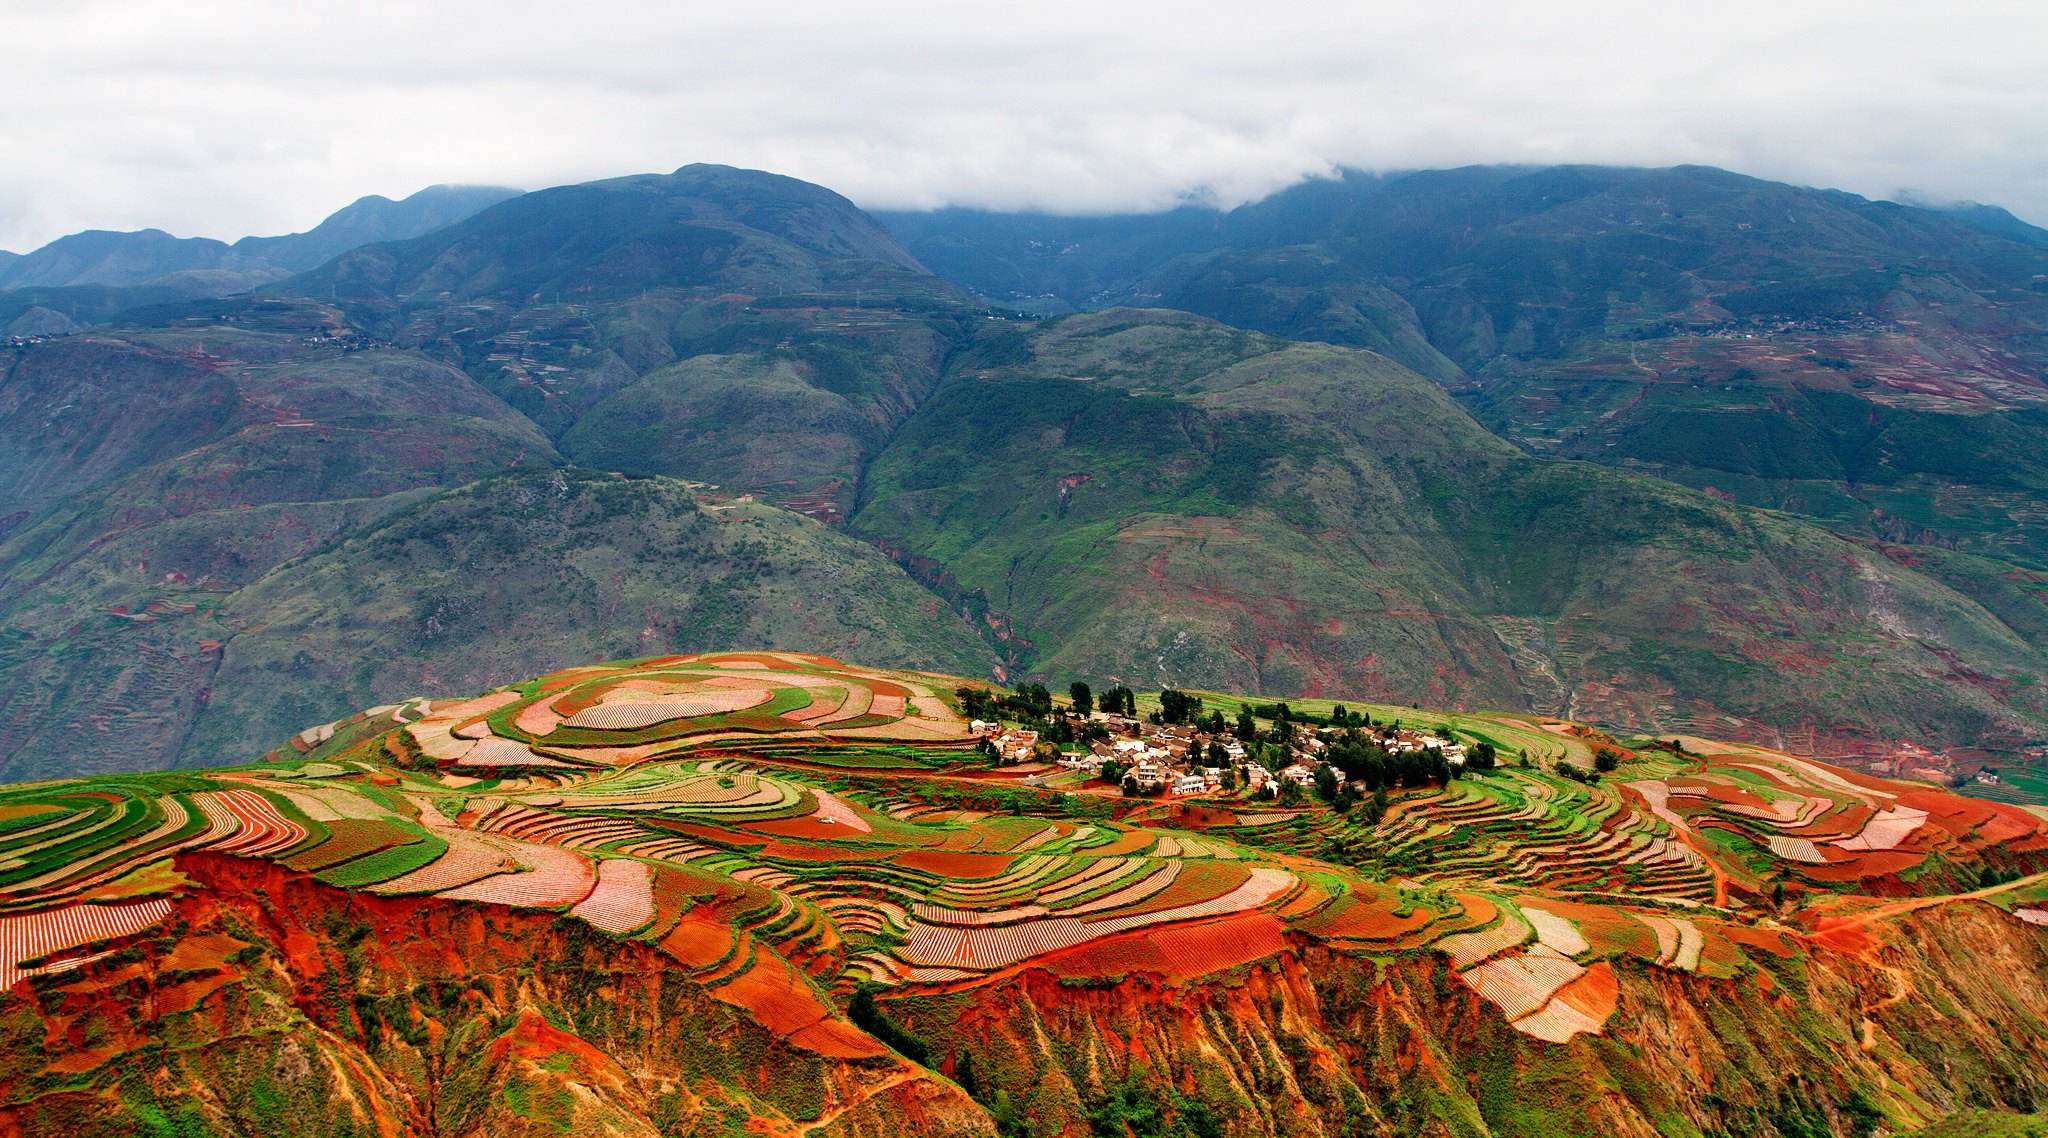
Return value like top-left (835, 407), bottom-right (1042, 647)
top-left (1319, 730), bottom-right (1483, 791)
top-left (1249, 701), bottom-right (1372, 730)
top-left (1068, 682), bottom-right (1136, 717)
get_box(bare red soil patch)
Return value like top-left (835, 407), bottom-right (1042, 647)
top-left (1552, 961), bottom-right (1618, 1022)
top-left (759, 841), bottom-right (890, 863)
top-left (1790, 802), bottom-right (1873, 840)
top-left (1800, 850), bottom-right (1923, 882)
top-left (659, 904), bottom-right (739, 969)
top-left (1294, 895), bottom-right (1433, 942)
top-left (741, 815), bottom-right (864, 841)
top-left (892, 850), bottom-right (1014, 878)
top-left (1084, 829), bottom-right (1158, 857)
top-left (1040, 913), bottom-right (1291, 982)
top-left (1683, 782), bottom-right (1767, 810)
top-left (1165, 805), bottom-right (1239, 829)
top-left (653, 820), bottom-right (765, 849)
top-left (1802, 916), bottom-right (1876, 955)
top-left (1718, 923), bottom-right (1797, 958)
top-left (714, 945), bottom-right (883, 1057)
top-left (1436, 893), bottom-right (1500, 937)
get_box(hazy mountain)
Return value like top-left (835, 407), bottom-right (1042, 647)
top-left (278, 164), bottom-right (975, 517)
top-left (0, 228), bottom-right (268, 291)
top-left (880, 165), bottom-right (2048, 584)
top-left (0, 184), bottom-right (519, 294)
top-left (294, 164), bottom-right (946, 313)
top-left (233, 184), bottom-right (522, 271)
top-left (1912, 197), bottom-right (2048, 248)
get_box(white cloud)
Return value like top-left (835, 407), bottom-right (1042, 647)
top-left (1, 0), bottom-right (2044, 251)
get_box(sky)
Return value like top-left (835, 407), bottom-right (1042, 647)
top-left (3, 0), bottom-right (2045, 252)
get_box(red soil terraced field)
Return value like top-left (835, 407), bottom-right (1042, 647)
top-left (0, 898), bottom-right (175, 989)
top-left (391, 652), bottom-right (975, 772)
top-left (568, 858), bottom-right (656, 934)
top-left (0, 649), bottom-right (2044, 1084)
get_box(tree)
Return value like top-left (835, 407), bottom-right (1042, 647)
top-left (848, 987), bottom-right (927, 1063)
top-left (1159, 689), bottom-right (1202, 724)
top-left (956, 686), bottom-right (993, 720)
top-left (1365, 788), bottom-right (1390, 825)
top-left (988, 1090), bottom-right (1028, 1138)
top-left (954, 1051), bottom-right (979, 1099)
top-left (1594, 749), bottom-right (1620, 773)
top-left (1099, 760), bottom-right (1122, 786)
top-left (1470, 741), bottom-right (1497, 771)
top-left (1207, 739), bottom-right (1229, 766)
top-left (1011, 682), bottom-right (1052, 717)
top-left (1313, 763), bottom-right (1338, 801)
top-left (1069, 681), bottom-right (1093, 716)
top-left (1235, 707), bottom-right (1258, 741)
top-left (1221, 766), bottom-right (1238, 791)
top-left (1278, 779), bottom-right (1304, 805)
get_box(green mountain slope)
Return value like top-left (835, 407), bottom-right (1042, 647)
top-left (0, 310), bottom-right (992, 778)
top-left (852, 309), bottom-right (2048, 753)
top-left (271, 165), bottom-right (978, 518)
top-left (232, 184), bottom-right (523, 272)
top-left (181, 470), bottom-right (996, 763)
top-left (878, 165), bottom-right (2048, 584)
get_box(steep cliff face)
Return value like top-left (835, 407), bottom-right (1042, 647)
top-left (0, 855), bottom-right (991, 1137)
top-left (887, 904), bottom-right (2048, 1138)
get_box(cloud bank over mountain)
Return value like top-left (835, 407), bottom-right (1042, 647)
top-left (3, 0), bottom-right (2044, 251)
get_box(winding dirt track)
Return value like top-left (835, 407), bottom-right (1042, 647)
top-left (1812, 868), bottom-right (2048, 933)
top-left (795, 1069), bottom-right (924, 1137)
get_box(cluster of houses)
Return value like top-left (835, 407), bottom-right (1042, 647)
top-left (971, 714), bottom-right (1466, 799)
top-left (301, 330), bottom-right (386, 353)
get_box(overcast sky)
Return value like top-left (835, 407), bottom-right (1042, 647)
top-left (3, 0), bottom-right (2045, 252)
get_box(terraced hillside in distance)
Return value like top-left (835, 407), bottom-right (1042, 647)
top-left (0, 652), bottom-right (2044, 1135)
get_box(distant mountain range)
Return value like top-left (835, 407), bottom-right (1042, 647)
top-left (1, 162), bottom-right (2044, 779)
top-left (0, 184), bottom-right (520, 297)
top-left (878, 165), bottom-right (2048, 648)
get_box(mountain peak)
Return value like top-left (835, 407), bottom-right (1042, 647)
top-left (291, 164), bottom-right (939, 308)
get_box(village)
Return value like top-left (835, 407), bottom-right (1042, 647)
top-left (960, 681), bottom-right (1480, 806)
